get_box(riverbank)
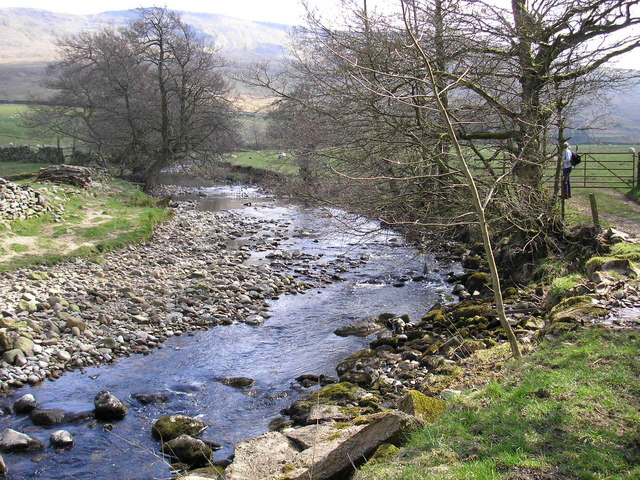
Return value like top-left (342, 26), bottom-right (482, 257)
top-left (219, 226), bottom-right (640, 480)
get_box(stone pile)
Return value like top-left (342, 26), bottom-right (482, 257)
top-left (0, 178), bottom-right (52, 221)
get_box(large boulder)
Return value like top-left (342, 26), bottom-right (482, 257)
top-left (152, 414), bottom-right (207, 442)
top-left (0, 429), bottom-right (45, 453)
top-left (225, 411), bottom-right (423, 480)
top-left (94, 390), bottom-right (128, 421)
top-left (162, 434), bottom-right (214, 467)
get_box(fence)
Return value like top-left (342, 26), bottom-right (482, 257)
top-left (540, 150), bottom-right (638, 190)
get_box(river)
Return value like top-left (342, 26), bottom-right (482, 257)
top-left (0, 185), bottom-right (457, 480)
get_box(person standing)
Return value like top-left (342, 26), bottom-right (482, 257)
top-left (562, 142), bottom-right (573, 199)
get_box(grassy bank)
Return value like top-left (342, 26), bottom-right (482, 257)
top-left (0, 173), bottom-right (171, 271)
top-left (356, 327), bottom-right (640, 480)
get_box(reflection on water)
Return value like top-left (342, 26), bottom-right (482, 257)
top-left (0, 186), bottom-right (455, 480)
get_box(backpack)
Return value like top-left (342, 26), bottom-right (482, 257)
top-left (570, 151), bottom-right (581, 166)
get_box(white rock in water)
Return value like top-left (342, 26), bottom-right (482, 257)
top-left (50, 430), bottom-right (74, 448)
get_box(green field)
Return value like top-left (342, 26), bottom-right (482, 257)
top-left (225, 150), bottom-right (299, 175)
top-left (0, 161), bottom-right (53, 177)
top-left (0, 103), bottom-right (64, 146)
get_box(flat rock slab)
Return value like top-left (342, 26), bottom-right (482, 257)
top-left (225, 411), bottom-right (422, 480)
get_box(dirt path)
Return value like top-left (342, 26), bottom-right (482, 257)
top-left (569, 189), bottom-right (640, 239)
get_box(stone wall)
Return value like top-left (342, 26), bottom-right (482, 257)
top-left (0, 146), bottom-right (64, 164)
top-left (0, 178), bottom-right (51, 221)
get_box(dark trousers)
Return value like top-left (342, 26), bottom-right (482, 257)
top-left (562, 167), bottom-right (572, 199)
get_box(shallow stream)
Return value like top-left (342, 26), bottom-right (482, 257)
top-left (0, 186), bottom-right (457, 480)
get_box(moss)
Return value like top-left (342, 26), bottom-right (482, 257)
top-left (281, 464), bottom-right (296, 474)
top-left (549, 295), bottom-right (609, 325)
top-left (421, 308), bottom-right (447, 325)
top-left (152, 415), bottom-right (207, 442)
top-left (398, 390), bottom-right (447, 422)
top-left (465, 272), bottom-right (491, 293)
top-left (365, 443), bottom-right (400, 466)
top-left (451, 302), bottom-right (493, 322)
top-left (550, 274), bottom-right (583, 298)
top-left (309, 382), bottom-right (365, 405)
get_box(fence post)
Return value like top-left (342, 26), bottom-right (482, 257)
top-left (589, 193), bottom-right (600, 231)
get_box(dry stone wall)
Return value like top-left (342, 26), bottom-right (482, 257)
top-left (0, 178), bottom-right (52, 221)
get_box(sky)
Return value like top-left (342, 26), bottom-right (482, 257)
top-left (0, 0), bottom-right (637, 68)
top-left (0, 0), bottom-right (311, 24)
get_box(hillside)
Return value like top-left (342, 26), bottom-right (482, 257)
top-left (0, 8), bottom-right (290, 103)
top-left (0, 7), bottom-right (638, 141)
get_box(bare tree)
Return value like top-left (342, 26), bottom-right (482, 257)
top-left (31, 7), bottom-right (237, 188)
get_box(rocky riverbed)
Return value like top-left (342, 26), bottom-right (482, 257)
top-left (0, 200), bottom-right (370, 394)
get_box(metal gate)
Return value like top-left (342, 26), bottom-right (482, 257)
top-left (569, 151), bottom-right (638, 189)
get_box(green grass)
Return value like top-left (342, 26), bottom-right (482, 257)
top-left (0, 104), bottom-right (64, 146)
top-left (0, 172), bottom-right (172, 271)
top-left (226, 150), bottom-right (300, 175)
top-left (0, 161), bottom-right (54, 176)
top-left (356, 328), bottom-right (640, 480)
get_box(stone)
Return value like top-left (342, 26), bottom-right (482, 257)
top-left (397, 390), bottom-right (446, 422)
top-left (94, 390), bottom-right (128, 421)
top-left (0, 428), bottom-right (45, 453)
top-left (14, 394), bottom-right (37, 414)
top-left (219, 377), bottom-right (255, 389)
top-left (50, 430), bottom-right (74, 448)
top-left (56, 350), bottom-right (72, 361)
top-left (0, 330), bottom-right (13, 353)
top-left (30, 408), bottom-right (66, 426)
top-left (2, 349), bottom-right (25, 365)
top-left (334, 317), bottom-right (385, 337)
top-left (162, 434), bottom-right (214, 467)
top-left (289, 411), bottom-right (424, 480)
top-left (152, 415), bottom-right (207, 442)
top-left (65, 317), bottom-right (86, 332)
top-left (13, 336), bottom-right (34, 356)
top-left (0, 453), bottom-right (6, 477)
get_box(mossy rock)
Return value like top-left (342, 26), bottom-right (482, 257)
top-left (549, 296), bottom-right (608, 324)
top-left (152, 415), bottom-right (207, 442)
top-left (339, 371), bottom-right (374, 388)
top-left (465, 272), bottom-right (491, 293)
top-left (311, 382), bottom-right (366, 404)
top-left (336, 349), bottom-right (380, 376)
top-left (503, 286), bottom-right (519, 299)
top-left (586, 257), bottom-right (640, 279)
top-left (463, 255), bottom-right (483, 270)
top-left (369, 337), bottom-right (400, 350)
top-left (451, 302), bottom-right (493, 322)
top-left (398, 390), bottom-right (446, 422)
top-left (419, 373), bottom-right (456, 396)
top-left (365, 443), bottom-right (400, 466)
top-left (420, 308), bottom-right (447, 326)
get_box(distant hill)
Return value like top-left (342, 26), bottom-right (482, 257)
top-left (0, 8), bottom-right (291, 105)
top-left (0, 7), bottom-right (638, 142)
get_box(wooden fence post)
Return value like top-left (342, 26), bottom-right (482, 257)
top-left (589, 193), bottom-right (600, 231)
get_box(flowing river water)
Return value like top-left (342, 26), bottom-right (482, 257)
top-left (0, 185), bottom-right (458, 480)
